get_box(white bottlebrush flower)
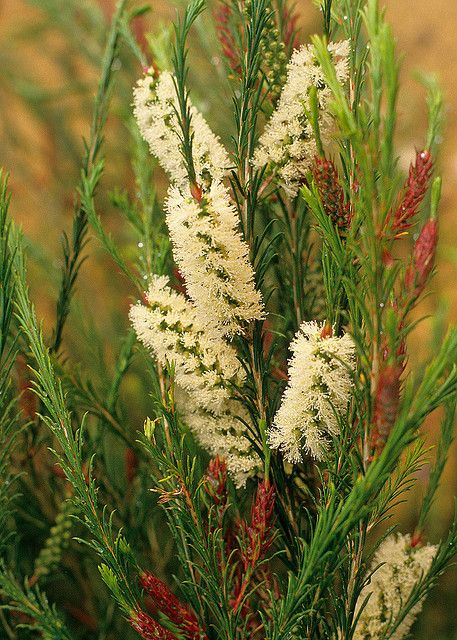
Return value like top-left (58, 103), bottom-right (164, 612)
top-left (268, 321), bottom-right (355, 462)
top-left (353, 533), bottom-right (437, 640)
top-left (129, 275), bottom-right (243, 412)
top-left (133, 68), bottom-right (230, 191)
top-left (254, 40), bottom-right (349, 198)
top-left (165, 181), bottom-right (264, 336)
top-left (179, 396), bottom-right (260, 488)
top-left (130, 277), bottom-right (260, 485)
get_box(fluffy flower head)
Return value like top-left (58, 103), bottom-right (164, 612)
top-left (254, 40), bottom-right (349, 197)
top-left (165, 182), bottom-right (264, 336)
top-left (130, 276), bottom-right (260, 486)
top-left (353, 533), bottom-right (437, 640)
top-left (180, 396), bottom-right (260, 488)
top-left (129, 275), bottom-right (243, 412)
top-left (268, 321), bottom-right (355, 462)
top-left (133, 68), bottom-right (229, 192)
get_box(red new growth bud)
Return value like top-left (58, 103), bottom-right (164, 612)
top-left (320, 323), bottom-right (333, 339)
top-left (129, 610), bottom-right (177, 640)
top-left (371, 364), bottom-right (402, 453)
top-left (413, 218), bottom-right (438, 289)
top-left (190, 182), bottom-right (203, 203)
top-left (392, 150), bottom-right (433, 234)
top-left (405, 219), bottom-right (438, 297)
top-left (243, 481), bottom-right (276, 569)
top-left (312, 157), bottom-right (351, 235)
top-left (139, 573), bottom-right (203, 640)
top-left (214, 3), bottom-right (240, 74)
top-left (205, 456), bottom-right (228, 506)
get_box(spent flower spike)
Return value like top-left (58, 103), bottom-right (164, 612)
top-left (405, 218), bottom-right (438, 298)
top-left (391, 150), bottom-right (433, 234)
top-left (312, 156), bottom-right (351, 235)
top-left (371, 363), bottom-right (403, 454)
top-left (242, 480), bottom-right (276, 569)
top-left (214, 2), bottom-right (240, 74)
top-left (205, 456), bottom-right (228, 506)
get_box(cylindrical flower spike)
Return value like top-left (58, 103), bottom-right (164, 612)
top-left (133, 68), bottom-right (263, 340)
top-left (254, 40), bottom-right (349, 197)
top-left (165, 183), bottom-right (264, 337)
top-left (268, 321), bottom-right (355, 463)
top-left (242, 480), bottom-right (276, 569)
top-left (353, 533), bottom-right (437, 640)
top-left (133, 69), bottom-right (229, 192)
top-left (182, 402), bottom-right (260, 488)
top-left (129, 275), bottom-right (243, 412)
top-left (129, 276), bottom-right (260, 487)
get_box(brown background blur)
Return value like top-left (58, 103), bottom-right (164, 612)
top-left (2, 0), bottom-right (456, 317)
top-left (1, 0), bottom-right (456, 636)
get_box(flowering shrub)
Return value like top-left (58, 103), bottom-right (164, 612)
top-left (0, 0), bottom-right (456, 639)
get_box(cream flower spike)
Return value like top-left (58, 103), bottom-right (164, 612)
top-left (129, 276), bottom-right (260, 486)
top-left (179, 397), bottom-right (260, 488)
top-left (353, 533), bottom-right (437, 640)
top-left (129, 275), bottom-right (244, 413)
top-left (133, 68), bottom-right (230, 192)
top-left (165, 182), bottom-right (264, 337)
top-left (268, 321), bottom-right (355, 462)
top-left (254, 40), bottom-right (349, 198)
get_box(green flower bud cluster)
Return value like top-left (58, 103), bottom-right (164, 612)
top-left (259, 6), bottom-right (288, 101)
top-left (242, 2), bottom-right (288, 103)
top-left (34, 499), bottom-right (73, 579)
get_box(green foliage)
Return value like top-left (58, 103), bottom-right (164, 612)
top-left (0, 173), bottom-right (20, 556)
top-left (171, 0), bottom-right (206, 187)
top-left (0, 564), bottom-right (73, 640)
